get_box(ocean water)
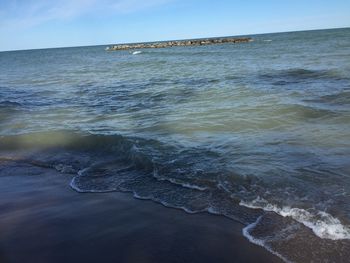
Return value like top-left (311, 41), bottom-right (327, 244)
top-left (1, 28), bottom-right (350, 262)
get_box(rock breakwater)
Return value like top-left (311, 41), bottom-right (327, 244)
top-left (106, 37), bottom-right (252, 51)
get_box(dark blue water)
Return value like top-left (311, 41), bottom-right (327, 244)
top-left (1, 28), bottom-right (350, 262)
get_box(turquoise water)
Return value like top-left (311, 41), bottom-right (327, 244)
top-left (1, 28), bottom-right (350, 262)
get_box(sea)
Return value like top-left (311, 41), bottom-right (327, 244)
top-left (1, 28), bottom-right (350, 262)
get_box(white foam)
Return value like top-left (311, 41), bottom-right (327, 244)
top-left (242, 216), bottom-right (292, 263)
top-left (69, 177), bottom-right (84, 192)
top-left (207, 206), bottom-right (221, 215)
top-left (132, 51), bottom-right (142, 55)
top-left (179, 182), bottom-right (208, 191)
top-left (240, 197), bottom-right (350, 240)
top-left (133, 192), bottom-right (150, 200)
top-left (77, 167), bottom-right (90, 176)
top-left (153, 173), bottom-right (208, 191)
top-left (158, 200), bottom-right (202, 214)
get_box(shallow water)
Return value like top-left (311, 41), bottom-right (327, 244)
top-left (1, 28), bottom-right (350, 262)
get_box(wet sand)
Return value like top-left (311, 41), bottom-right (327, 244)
top-left (0, 160), bottom-right (282, 263)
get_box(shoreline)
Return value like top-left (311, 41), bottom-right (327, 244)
top-left (0, 159), bottom-right (282, 263)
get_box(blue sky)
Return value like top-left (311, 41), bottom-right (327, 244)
top-left (0, 0), bottom-right (349, 51)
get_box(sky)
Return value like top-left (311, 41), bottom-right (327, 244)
top-left (0, 0), bottom-right (349, 51)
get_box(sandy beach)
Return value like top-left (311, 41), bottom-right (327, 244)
top-left (0, 159), bottom-right (282, 263)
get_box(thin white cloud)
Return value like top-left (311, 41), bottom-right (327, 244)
top-left (0, 0), bottom-right (174, 30)
top-left (0, 0), bottom-right (96, 30)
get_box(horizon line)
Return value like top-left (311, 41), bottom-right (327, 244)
top-left (1, 26), bottom-right (349, 53)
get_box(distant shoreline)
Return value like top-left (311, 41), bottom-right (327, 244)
top-left (105, 37), bottom-right (252, 51)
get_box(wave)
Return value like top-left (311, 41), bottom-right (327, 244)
top-left (131, 51), bottom-right (142, 55)
top-left (242, 216), bottom-right (292, 263)
top-left (259, 68), bottom-right (347, 84)
top-left (0, 130), bottom-right (133, 152)
top-left (0, 100), bottom-right (22, 108)
top-left (275, 103), bottom-right (337, 120)
top-left (306, 90), bottom-right (350, 105)
top-left (240, 197), bottom-right (350, 240)
top-left (2, 131), bottom-right (350, 262)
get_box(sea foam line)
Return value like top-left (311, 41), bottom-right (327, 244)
top-left (242, 216), bottom-right (292, 263)
top-left (240, 197), bottom-right (350, 240)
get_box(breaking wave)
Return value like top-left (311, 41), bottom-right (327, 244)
top-left (240, 197), bottom-right (350, 240)
top-left (1, 130), bottom-right (350, 263)
top-left (242, 216), bottom-right (292, 263)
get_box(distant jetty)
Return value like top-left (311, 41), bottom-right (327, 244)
top-left (105, 37), bottom-right (252, 51)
